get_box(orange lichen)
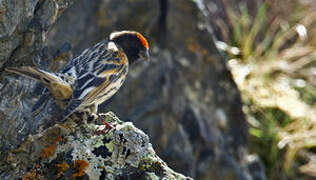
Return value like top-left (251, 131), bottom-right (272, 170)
top-left (22, 172), bottom-right (36, 180)
top-left (56, 161), bottom-right (70, 178)
top-left (40, 136), bottom-right (62, 159)
top-left (22, 166), bottom-right (40, 180)
top-left (72, 160), bottom-right (89, 178)
top-left (40, 144), bottom-right (57, 159)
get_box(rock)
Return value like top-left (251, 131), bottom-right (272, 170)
top-left (0, 0), bottom-right (74, 70)
top-left (0, 0), bottom-right (74, 154)
top-left (1, 112), bottom-right (191, 179)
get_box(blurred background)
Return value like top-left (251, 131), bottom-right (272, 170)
top-left (0, 0), bottom-right (315, 179)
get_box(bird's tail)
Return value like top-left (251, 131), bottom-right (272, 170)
top-left (5, 66), bottom-right (73, 100)
top-left (6, 66), bottom-right (59, 87)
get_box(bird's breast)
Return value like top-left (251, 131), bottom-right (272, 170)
top-left (96, 65), bottom-right (128, 102)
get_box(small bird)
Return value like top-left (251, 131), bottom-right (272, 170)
top-left (6, 30), bottom-right (150, 122)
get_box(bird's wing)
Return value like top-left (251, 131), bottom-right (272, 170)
top-left (60, 40), bottom-right (110, 77)
top-left (58, 48), bottom-right (127, 122)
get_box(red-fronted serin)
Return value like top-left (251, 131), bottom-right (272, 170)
top-left (6, 31), bottom-right (150, 122)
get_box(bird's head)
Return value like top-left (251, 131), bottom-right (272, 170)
top-left (110, 31), bottom-right (150, 64)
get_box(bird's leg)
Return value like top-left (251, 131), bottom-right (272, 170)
top-left (89, 104), bottom-right (111, 129)
top-left (103, 120), bottom-right (112, 131)
top-left (88, 104), bottom-right (99, 121)
top-left (94, 115), bottom-right (113, 134)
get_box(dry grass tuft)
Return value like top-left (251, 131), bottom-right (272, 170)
top-left (217, 0), bottom-right (316, 178)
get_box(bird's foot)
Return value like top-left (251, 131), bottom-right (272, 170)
top-left (95, 115), bottom-right (113, 134)
top-left (103, 120), bottom-right (113, 130)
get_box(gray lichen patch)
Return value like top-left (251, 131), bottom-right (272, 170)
top-left (2, 112), bottom-right (192, 179)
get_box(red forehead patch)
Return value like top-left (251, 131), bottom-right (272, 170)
top-left (137, 33), bottom-right (149, 49)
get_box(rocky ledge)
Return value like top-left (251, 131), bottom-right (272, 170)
top-left (1, 112), bottom-right (191, 180)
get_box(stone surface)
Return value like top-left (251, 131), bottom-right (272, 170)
top-left (0, 0), bottom-right (266, 179)
top-left (1, 112), bottom-right (191, 179)
top-left (0, 0), bottom-right (74, 154)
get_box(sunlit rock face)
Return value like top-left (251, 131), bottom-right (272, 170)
top-left (0, 0), bottom-right (265, 179)
top-left (1, 112), bottom-right (192, 179)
